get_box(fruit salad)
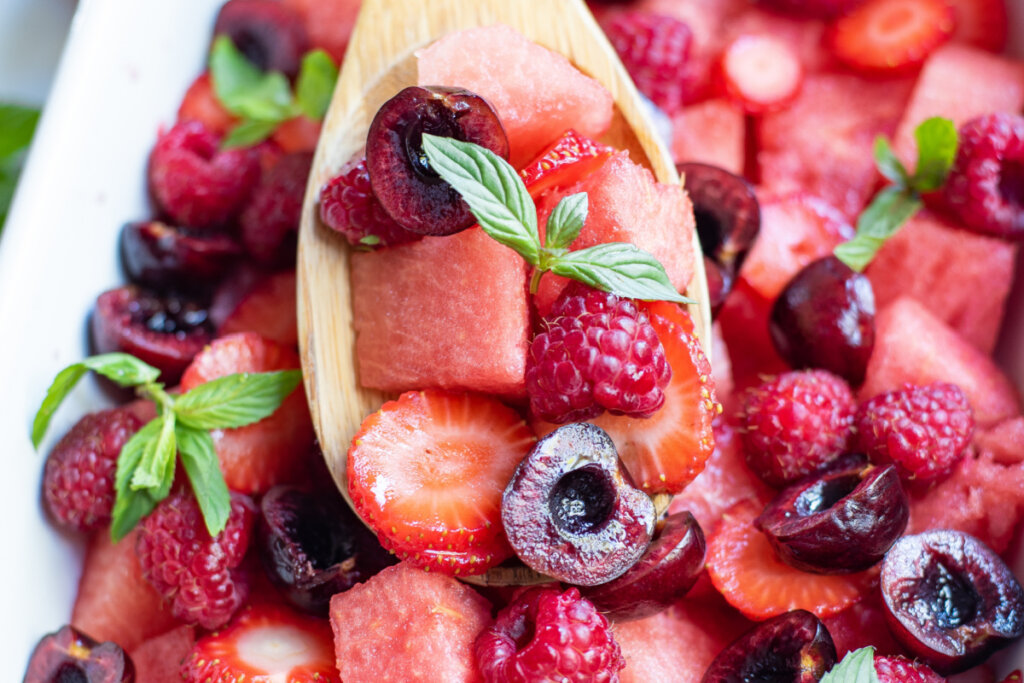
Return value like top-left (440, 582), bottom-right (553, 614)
top-left (16, 0), bottom-right (1024, 681)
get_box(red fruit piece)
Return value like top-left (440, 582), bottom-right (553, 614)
top-left (347, 390), bottom-right (535, 576)
top-left (475, 586), bottom-right (625, 683)
top-left (518, 129), bottom-right (614, 199)
top-left (318, 156), bottom-right (419, 247)
top-left (218, 269), bottom-right (298, 347)
top-left (148, 120), bottom-right (261, 229)
top-left (670, 98), bottom-right (745, 175)
top-left (120, 220), bottom-right (242, 292)
top-left (180, 332), bottom-right (314, 494)
top-left (240, 151), bottom-right (313, 266)
top-left (25, 625), bottom-right (134, 683)
top-left (43, 408), bottom-right (143, 532)
top-left (1000, 671), bottom-right (1024, 683)
top-left (213, 0), bottom-right (309, 78)
top-left (272, 114), bottom-right (322, 154)
top-left (946, 0), bottom-right (1008, 53)
top-left (822, 591), bottom-right (904, 658)
top-left (874, 654), bottom-right (945, 682)
top-left (182, 604), bottom-right (338, 683)
top-left (720, 34), bottom-right (803, 114)
top-left (706, 500), bottom-right (874, 620)
top-left (602, 10), bottom-right (694, 115)
top-left (130, 625), bottom-right (196, 683)
top-left (281, 0), bottom-right (360, 63)
top-left (177, 72), bottom-right (237, 136)
top-left (827, 0), bottom-right (955, 74)
top-left (757, 0), bottom-right (864, 19)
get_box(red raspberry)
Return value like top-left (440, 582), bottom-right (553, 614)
top-left (148, 120), bottom-right (261, 229)
top-left (136, 491), bottom-right (255, 629)
top-left (42, 409), bottom-right (143, 532)
top-left (741, 370), bottom-right (855, 487)
top-left (239, 151), bottom-right (313, 265)
top-left (855, 382), bottom-right (974, 483)
top-left (526, 283), bottom-right (671, 424)
top-left (759, 0), bottom-right (866, 19)
top-left (873, 654), bottom-right (945, 682)
top-left (602, 11), bottom-right (694, 115)
top-left (474, 586), bottom-right (625, 683)
top-left (944, 113), bottom-right (1024, 239)
top-left (318, 157), bottom-right (419, 247)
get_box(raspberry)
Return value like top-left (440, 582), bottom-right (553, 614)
top-left (42, 409), bottom-right (143, 532)
top-left (602, 11), bottom-right (693, 115)
top-left (136, 491), bottom-right (256, 629)
top-left (239, 151), bottom-right (312, 265)
top-left (741, 370), bottom-right (855, 487)
top-left (855, 382), bottom-right (974, 483)
top-left (474, 586), bottom-right (625, 683)
top-left (873, 654), bottom-right (945, 682)
top-left (526, 283), bottom-right (671, 424)
top-left (318, 157), bottom-right (419, 247)
top-left (944, 113), bottom-right (1024, 239)
top-left (148, 120), bottom-right (261, 229)
top-left (759, 0), bottom-right (866, 19)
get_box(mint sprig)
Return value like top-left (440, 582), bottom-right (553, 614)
top-left (209, 36), bottom-right (338, 149)
top-left (834, 117), bottom-right (958, 272)
top-left (820, 647), bottom-right (879, 683)
top-left (32, 353), bottom-right (301, 539)
top-left (421, 134), bottom-right (693, 305)
top-left (1, 103), bottom-right (41, 229)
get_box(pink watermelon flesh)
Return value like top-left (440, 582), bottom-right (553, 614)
top-left (351, 226), bottom-right (529, 397)
top-left (974, 417), bottom-right (1024, 464)
top-left (866, 211), bottom-right (1018, 354)
top-left (532, 151), bottom-right (696, 317)
top-left (893, 44), bottom-right (1024, 168)
top-left (758, 72), bottom-right (915, 220)
top-left (417, 25), bottom-right (613, 168)
top-left (860, 297), bottom-right (1022, 428)
top-left (672, 98), bottom-right (745, 175)
top-left (130, 625), bottom-right (196, 683)
top-left (329, 561), bottom-right (493, 683)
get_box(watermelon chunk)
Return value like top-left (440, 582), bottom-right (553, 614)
top-left (892, 44), bottom-right (1024, 168)
top-left (351, 226), bottom-right (530, 397)
top-left (532, 151), bottom-right (696, 317)
top-left (671, 99), bottom-right (745, 175)
top-left (860, 298), bottom-right (1022, 427)
top-left (974, 417), bottom-right (1024, 464)
top-left (218, 270), bottom-right (298, 347)
top-left (866, 212), bottom-right (1018, 354)
top-left (130, 625), bottom-right (196, 683)
top-left (329, 561), bottom-right (492, 683)
top-left (417, 25), bottom-right (613, 168)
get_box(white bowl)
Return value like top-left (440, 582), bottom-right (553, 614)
top-left (1, 0), bottom-right (1021, 678)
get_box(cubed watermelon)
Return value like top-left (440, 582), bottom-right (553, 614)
top-left (351, 226), bottom-right (530, 397)
top-left (860, 298), bottom-right (1022, 427)
top-left (974, 417), bottom-right (1024, 464)
top-left (866, 212), bottom-right (1018, 354)
top-left (417, 25), bottom-right (613, 168)
top-left (130, 625), bottom-right (196, 683)
top-left (672, 99), bottom-right (745, 175)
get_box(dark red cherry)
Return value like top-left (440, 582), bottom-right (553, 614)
top-left (25, 625), bottom-right (135, 683)
top-left (366, 86), bottom-right (509, 236)
top-left (770, 255), bottom-right (875, 386)
top-left (702, 610), bottom-right (836, 682)
top-left (121, 221), bottom-right (241, 291)
top-left (213, 0), bottom-right (309, 78)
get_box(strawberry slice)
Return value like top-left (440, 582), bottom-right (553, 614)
top-left (946, 0), bottom-right (1008, 53)
top-left (219, 270), bottom-right (299, 347)
top-left (347, 390), bottom-right (536, 576)
top-left (182, 604), bottom-right (339, 683)
top-left (720, 35), bottom-right (804, 114)
top-left (177, 72), bottom-right (237, 137)
top-left (518, 129), bottom-right (613, 198)
top-left (827, 0), bottom-right (955, 74)
top-left (706, 501), bottom-right (875, 621)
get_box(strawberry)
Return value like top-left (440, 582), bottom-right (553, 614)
top-left (346, 389), bottom-right (536, 576)
top-left (946, 0), bottom-right (1008, 53)
top-left (706, 501), bottom-right (875, 621)
top-left (720, 34), bottom-right (803, 114)
top-left (180, 332), bottom-right (314, 494)
top-left (177, 72), bottom-right (237, 137)
top-left (827, 0), bottom-right (955, 74)
top-left (182, 604), bottom-right (339, 683)
top-left (518, 129), bottom-right (613, 198)
top-left (218, 270), bottom-right (299, 347)
top-left (272, 114), bottom-right (322, 154)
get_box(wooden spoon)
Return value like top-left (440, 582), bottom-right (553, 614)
top-left (296, 0), bottom-right (712, 585)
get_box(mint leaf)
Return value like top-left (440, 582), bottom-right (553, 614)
top-left (0, 103), bottom-right (40, 159)
top-left (110, 418), bottom-right (162, 541)
top-left (295, 49), bottom-right (338, 120)
top-left (545, 193), bottom-right (587, 251)
top-left (131, 413), bottom-right (176, 491)
top-left (421, 134), bottom-right (541, 266)
top-left (834, 187), bottom-right (922, 272)
top-left (176, 424), bottom-right (231, 536)
top-left (31, 364), bottom-right (89, 448)
top-left (222, 118), bottom-right (280, 149)
top-left (912, 117), bottom-right (958, 192)
top-left (821, 647), bottom-right (879, 683)
top-left (210, 36), bottom-right (294, 122)
top-left (549, 242), bottom-right (694, 304)
top-left (873, 137), bottom-right (909, 187)
top-left (174, 370), bottom-right (302, 430)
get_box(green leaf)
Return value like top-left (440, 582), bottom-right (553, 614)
top-left (110, 490), bottom-right (157, 542)
top-left (360, 234), bottom-right (381, 246)
top-left (222, 118), bottom-right (280, 149)
top-left (1, 155), bottom-right (20, 228)
top-left (174, 370), bottom-right (303, 430)
top-left (295, 49), bottom-right (338, 120)
top-left (834, 187), bottom-right (922, 272)
top-left (912, 116), bottom-right (958, 193)
top-left (131, 413), bottom-right (176, 491)
top-left (176, 424), bottom-right (231, 537)
top-left (820, 647), bottom-right (879, 683)
top-left (421, 134), bottom-right (541, 266)
top-left (31, 364), bottom-right (88, 448)
top-left (110, 419), bottom-right (163, 541)
top-left (545, 193), bottom-right (587, 251)
top-left (0, 103), bottom-right (40, 159)
top-left (209, 36), bottom-right (295, 122)
top-left (549, 242), bottom-right (695, 304)
top-left (873, 136), bottom-right (909, 188)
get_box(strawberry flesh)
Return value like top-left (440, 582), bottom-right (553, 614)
top-left (518, 129), bottom-right (613, 198)
top-left (828, 0), bottom-right (955, 74)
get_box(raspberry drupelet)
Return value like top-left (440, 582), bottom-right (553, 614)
top-left (602, 11), bottom-right (694, 115)
top-left (318, 156), bottom-right (419, 247)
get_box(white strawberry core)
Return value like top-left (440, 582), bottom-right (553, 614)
top-left (236, 624), bottom-right (321, 679)
top-left (724, 35), bottom-right (802, 106)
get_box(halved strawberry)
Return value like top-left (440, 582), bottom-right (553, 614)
top-left (720, 34), bottom-right (803, 114)
top-left (827, 0), bottom-right (955, 74)
top-left (347, 390), bottom-right (536, 576)
top-left (219, 270), bottom-right (298, 347)
top-left (177, 72), bottom-right (237, 137)
top-left (518, 129), bottom-right (613, 198)
top-left (182, 604), bottom-right (339, 683)
top-left (706, 500), bottom-right (875, 621)
top-left (946, 0), bottom-right (1008, 53)
top-left (180, 332), bottom-right (314, 494)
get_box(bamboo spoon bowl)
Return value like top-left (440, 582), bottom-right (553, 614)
top-left (296, 0), bottom-right (712, 585)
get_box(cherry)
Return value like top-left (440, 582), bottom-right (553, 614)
top-left (213, 0), bottom-right (309, 78)
top-left (120, 220), bottom-right (241, 291)
top-left (25, 625), bottom-right (134, 683)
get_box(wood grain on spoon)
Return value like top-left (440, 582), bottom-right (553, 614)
top-left (296, 0), bottom-right (711, 585)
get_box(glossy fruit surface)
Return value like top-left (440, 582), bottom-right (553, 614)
top-left (25, 625), bottom-right (135, 683)
top-left (120, 220), bottom-right (240, 291)
top-left (213, 0), bottom-right (309, 78)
